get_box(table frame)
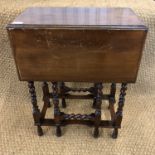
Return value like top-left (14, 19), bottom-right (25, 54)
top-left (28, 81), bottom-right (127, 139)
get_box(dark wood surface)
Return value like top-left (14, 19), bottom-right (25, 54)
top-left (7, 7), bottom-right (148, 82)
top-left (7, 7), bottom-right (146, 29)
top-left (8, 28), bottom-right (147, 82)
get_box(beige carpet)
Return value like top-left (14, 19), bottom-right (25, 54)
top-left (0, 0), bottom-right (155, 155)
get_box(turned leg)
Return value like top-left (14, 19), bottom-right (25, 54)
top-left (41, 82), bottom-right (51, 120)
top-left (52, 82), bottom-right (62, 137)
top-left (108, 83), bottom-right (116, 109)
top-left (112, 83), bottom-right (127, 139)
top-left (108, 83), bottom-right (116, 122)
top-left (60, 82), bottom-right (66, 108)
top-left (28, 81), bottom-right (43, 136)
top-left (93, 83), bottom-right (103, 138)
top-left (94, 110), bottom-right (101, 138)
top-left (92, 83), bottom-right (97, 108)
top-left (43, 81), bottom-right (51, 107)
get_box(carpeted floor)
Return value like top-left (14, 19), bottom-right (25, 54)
top-left (0, 0), bottom-right (155, 155)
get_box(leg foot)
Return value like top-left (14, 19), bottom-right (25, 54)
top-left (112, 128), bottom-right (118, 139)
top-left (37, 126), bottom-right (43, 136)
top-left (56, 126), bottom-right (62, 137)
top-left (93, 127), bottom-right (99, 138)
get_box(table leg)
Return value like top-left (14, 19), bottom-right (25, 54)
top-left (43, 82), bottom-right (51, 107)
top-left (28, 81), bottom-right (43, 136)
top-left (93, 83), bottom-right (103, 138)
top-left (92, 83), bottom-right (97, 108)
top-left (112, 83), bottom-right (127, 139)
top-left (40, 82), bottom-right (51, 120)
top-left (60, 82), bottom-right (66, 108)
top-left (52, 82), bottom-right (62, 137)
top-left (108, 83), bottom-right (116, 123)
top-left (108, 83), bottom-right (116, 109)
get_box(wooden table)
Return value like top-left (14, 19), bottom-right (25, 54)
top-left (7, 7), bottom-right (147, 138)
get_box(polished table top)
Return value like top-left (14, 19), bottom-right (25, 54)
top-left (8, 7), bottom-right (146, 29)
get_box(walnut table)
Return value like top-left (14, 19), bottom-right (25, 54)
top-left (7, 7), bottom-right (148, 138)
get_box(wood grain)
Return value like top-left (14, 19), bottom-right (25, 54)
top-left (7, 7), bottom-right (148, 82)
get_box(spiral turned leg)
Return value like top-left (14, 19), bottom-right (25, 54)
top-left (112, 83), bottom-right (127, 139)
top-left (40, 82), bottom-right (51, 121)
top-left (108, 83), bottom-right (116, 109)
top-left (92, 83), bottom-right (98, 108)
top-left (93, 83), bottom-right (103, 138)
top-left (60, 82), bottom-right (66, 108)
top-left (28, 81), bottom-right (43, 136)
top-left (42, 82), bottom-right (51, 108)
top-left (52, 82), bottom-right (62, 137)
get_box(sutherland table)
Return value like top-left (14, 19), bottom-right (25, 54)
top-left (7, 7), bottom-right (148, 138)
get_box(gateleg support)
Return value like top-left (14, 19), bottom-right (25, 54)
top-left (111, 83), bottom-right (127, 139)
top-left (28, 81), bottom-right (43, 136)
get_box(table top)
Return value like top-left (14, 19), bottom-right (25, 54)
top-left (8, 7), bottom-right (146, 29)
top-left (7, 7), bottom-right (147, 82)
